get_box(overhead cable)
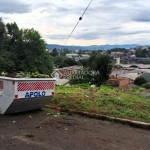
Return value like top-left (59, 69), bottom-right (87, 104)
top-left (62, 0), bottom-right (93, 49)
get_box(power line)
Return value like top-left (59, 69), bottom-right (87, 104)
top-left (81, 0), bottom-right (93, 18)
top-left (62, 0), bottom-right (93, 49)
top-left (63, 20), bottom-right (80, 47)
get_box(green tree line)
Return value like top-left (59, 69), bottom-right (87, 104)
top-left (0, 18), bottom-right (53, 75)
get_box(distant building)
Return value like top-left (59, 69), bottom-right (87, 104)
top-left (119, 72), bottom-right (150, 82)
top-left (111, 52), bottom-right (124, 58)
top-left (80, 54), bottom-right (90, 59)
top-left (75, 50), bottom-right (79, 53)
top-left (66, 54), bottom-right (90, 61)
top-left (116, 64), bottom-right (150, 69)
top-left (66, 54), bottom-right (79, 58)
top-left (108, 77), bottom-right (130, 87)
top-left (108, 73), bottom-right (141, 87)
top-left (136, 46), bottom-right (149, 50)
top-left (116, 57), bottom-right (120, 65)
top-left (140, 73), bottom-right (150, 82)
top-left (130, 55), bottom-right (136, 58)
top-left (46, 49), bottom-right (52, 53)
top-left (109, 66), bottom-right (150, 87)
top-left (118, 73), bottom-right (141, 81)
top-left (53, 65), bottom-right (83, 80)
top-left (129, 49), bottom-right (136, 54)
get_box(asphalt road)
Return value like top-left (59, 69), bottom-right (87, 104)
top-left (0, 110), bottom-right (150, 150)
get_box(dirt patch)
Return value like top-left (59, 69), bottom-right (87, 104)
top-left (0, 110), bottom-right (150, 150)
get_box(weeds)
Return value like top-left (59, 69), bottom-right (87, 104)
top-left (49, 84), bottom-right (150, 123)
top-left (46, 110), bottom-right (68, 119)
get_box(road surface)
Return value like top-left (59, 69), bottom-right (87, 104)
top-left (0, 110), bottom-right (149, 150)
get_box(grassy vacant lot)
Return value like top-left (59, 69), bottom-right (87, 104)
top-left (49, 84), bottom-right (150, 123)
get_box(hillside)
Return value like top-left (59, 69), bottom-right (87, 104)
top-left (46, 44), bottom-right (140, 50)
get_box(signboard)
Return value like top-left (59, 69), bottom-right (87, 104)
top-left (15, 81), bottom-right (55, 98)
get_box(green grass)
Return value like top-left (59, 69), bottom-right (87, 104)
top-left (49, 84), bottom-right (150, 123)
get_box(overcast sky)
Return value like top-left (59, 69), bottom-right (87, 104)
top-left (1, 0), bottom-right (150, 46)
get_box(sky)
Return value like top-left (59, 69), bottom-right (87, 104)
top-left (1, 0), bottom-right (150, 46)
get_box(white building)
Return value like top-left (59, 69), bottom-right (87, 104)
top-left (66, 54), bottom-right (90, 61)
top-left (81, 54), bottom-right (90, 59)
top-left (66, 54), bottom-right (79, 58)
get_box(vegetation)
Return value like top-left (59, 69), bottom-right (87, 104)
top-left (69, 54), bottom-right (112, 86)
top-left (78, 59), bottom-right (88, 67)
top-left (134, 77), bottom-right (148, 86)
top-left (54, 55), bottom-right (81, 68)
top-left (88, 54), bottom-right (112, 86)
top-left (50, 48), bottom-right (59, 57)
top-left (0, 18), bottom-right (53, 76)
top-left (107, 48), bottom-right (128, 55)
top-left (136, 48), bottom-right (150, 58)
top-left (141, 83), bottom-right (150, 89)
top-left (50, 85), bottom-right (150, 123)
top-left (138, 59), bottom-right (150, 64)
top-left (69, 68), bottom-right (91, 85)
top-left (15, 72), bottom-right (50, 78)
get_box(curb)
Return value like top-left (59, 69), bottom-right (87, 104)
top-left (44, 105), bottom-right (150, 130)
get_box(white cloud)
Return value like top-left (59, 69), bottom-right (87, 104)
top-left (0, 0), bottom-right (31, 13)
top-left (1, 0), bottom-right (150, 46)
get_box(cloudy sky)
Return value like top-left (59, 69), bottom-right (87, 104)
top-left (1, 0), bottom-right (150, 46)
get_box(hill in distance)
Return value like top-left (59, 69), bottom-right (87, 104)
top-left (46, 44), bottom-right (140, 50)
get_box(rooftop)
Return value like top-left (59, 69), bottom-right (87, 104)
top-left (118, 73), bottom-right (141, 80)
top-left (119, 64), bottom-right (150, 69)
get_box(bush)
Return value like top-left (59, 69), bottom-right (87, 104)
top-left (134, 77), bottom-right (148, 86)
top-left (141, 83), bottom-right (150, 89)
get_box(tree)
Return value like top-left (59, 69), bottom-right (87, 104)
top-left (63, 58), bottom-right (79, 67)
top-left (36, 51), bottom-right (53, 75)
top-left (0, 19), bottom-right (14, 73)
top-left (79, 59), bottom-right (88, 67)
top-left (0, 19), bottom-right (53, 75)
top-left (50, 48), bottom-right (59, 57)
top-left (107, 48), bottom-right (128, 55)
top-left (13, 28), bottom-right (50, 73)
top-left (0, 51), bottom-right (16, 73)
top-left (54, 56), bottom-right (81, 68)
top-left (54, 55), bottom-right (66, 68)
top-left (88, 54), bottom-right (112, 86)
top-left (0, 18), bottom-right (5, 44)
top-left (135, 48), bottom-right (150, 58)
top-left (60, 48), bottom-right (70, 56)
top-left (69, 54), bottom-right (113, 86)
top-left (69, 68), bottom-right (91, 85)
top-left (0, 18), bottom-right (8, 52)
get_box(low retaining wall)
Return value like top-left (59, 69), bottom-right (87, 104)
top-left (44, 105), bottom-right (150, 130)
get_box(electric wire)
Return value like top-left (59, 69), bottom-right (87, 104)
top-left (62, 0), bottom-right (93, 49)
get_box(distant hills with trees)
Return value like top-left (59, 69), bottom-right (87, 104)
top-left (46, 44), bottom-right (140, 50)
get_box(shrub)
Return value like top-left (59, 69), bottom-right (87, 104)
top-left (141, 83), bottom-right (150, 89)
top-left (134, 77), bottom-right (148, 86)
